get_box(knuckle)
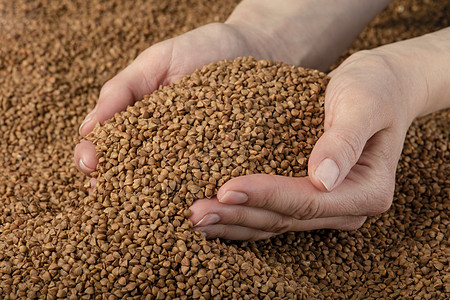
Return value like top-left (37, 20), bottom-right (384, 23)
top-left (340, 216), bottom-right (367, 231)
top-left (373, 174), bottom-right (395, 215)
top-left (373, 192), bottom-right (393, 215)
top-left (99, 80), bottom-right (116, 98)
top-left (333, 129), bottom-right (364, 165)
top-left (346, 50), bottom-right (390, 70)
top-left (231, 208), bottom-right (248, 225)
top-left (216, 225), bottom-right (228, 239)
top-left (266, 215), bottom-right (292, 234)
top-left (250, 231), bottom-right (274, 242)
top-left (205, 225), bottom-right (225, 239)
top-left (354, 150), bottom-right (396, 216)
top-left (292, 196), bottom-right (321, 220)
top-left (268, 176), bottom-right (324, 221)
top-left (361, 184), bottom-right (394, 216)
top-left (253, 174), bottom-right (280, 210)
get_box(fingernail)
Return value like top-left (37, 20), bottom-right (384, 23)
top-left (88, 178), bottom-right (97, 195)
top-left (315, 158), bottom-right (339, 191)
top-left (194, 214), bottom-right (220, 227)
top-left (90, 178), bottom-right (97, 188)
top-left (79, 158), bottom-right (95, 174)
top-left (193, 230), bottom-right (208, 238)
top-left (219, 191), bottom-right (248, 204)
top-left (79, 108), bottom-right (97, 136)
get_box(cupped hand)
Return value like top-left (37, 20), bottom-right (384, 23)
top-left (75, 0), bottom-right (393, 177)
top-left (74, 22), bottom-right (264, 174)
top-left (190, 50), bottom-right (420, 240)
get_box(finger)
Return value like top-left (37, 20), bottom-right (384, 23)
top-left (217, 174), bottom-right (343, 219)
top-left (79, 44), bottom-right (172, 136)
top-left (193, 224), bottom-right (273, 241)
top-left (74, 140), bottom-right (98, 175)
top-left (88, 178), bottom-right (97, 195)
top-left (191, 197), bottom-right (295, 233)
top-left (216, 128), bottom-right (399, 218)
top-left (78, 67), bottom-right (141, 137)
top-left (190, 198), bottom-right (367, 235)
top-left (194, 217), bottom-right (366, 241)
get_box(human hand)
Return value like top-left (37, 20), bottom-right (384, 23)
top-left (189, 44), bottom-right (436, 240)
top-left (75, 0), bottom-right (391, 176)
top-left (74, 22), bottom-right (266, 175)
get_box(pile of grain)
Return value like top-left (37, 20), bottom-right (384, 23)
top-left (1, 57), bottom-right (328, 298)
top-left (84, 56), bottom-right (327, 298)
top-left (0, 0), bottom-right (448, 299)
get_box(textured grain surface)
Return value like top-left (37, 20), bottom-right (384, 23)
top-left (0, 0), bottom-right (448, 299)
top-left (84, 57), bottom-right (327, 297)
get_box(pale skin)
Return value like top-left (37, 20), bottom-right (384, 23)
top-left (75, 0), bottom-right (450, 240)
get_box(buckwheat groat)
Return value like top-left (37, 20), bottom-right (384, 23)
top-left (0, 1), bottom-right (448, 299)
top-left (83, 57), bottom-right (328, 298)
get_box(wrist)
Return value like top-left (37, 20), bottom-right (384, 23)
top-left (225, 0), bottom-right (391, 70)
top-left (224, 0), bottom-right (313, 67)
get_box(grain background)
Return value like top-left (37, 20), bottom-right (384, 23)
top-left (0, 0), bottom-right (448, 298)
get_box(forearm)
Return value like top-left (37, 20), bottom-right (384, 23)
top-left (225, 0), bottom-right (392, 70)
top-left (371, 26), bottom-right (450, 122)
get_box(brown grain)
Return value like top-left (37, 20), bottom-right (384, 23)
top-left (0, 0), bottom-right (448, 299)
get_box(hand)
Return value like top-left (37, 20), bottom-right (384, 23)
top-left (75, 0), bottom-right (391, 175)
top-left (190, 28), bottom-right (450, 240)
top-left (189, 48), bottom-right (429, 240)
top-left (74, 22), bottom-right (265, 174)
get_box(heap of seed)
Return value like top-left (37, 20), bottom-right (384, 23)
top-left (80, 56), bottom-right (327, 298)
top-left (0, 0), bottom-right (448, 299)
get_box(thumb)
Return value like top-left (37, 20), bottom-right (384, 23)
top-left (308, 122), bottom-right (369, 191)
top-left (308, 87), bottom-right (385, 192)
